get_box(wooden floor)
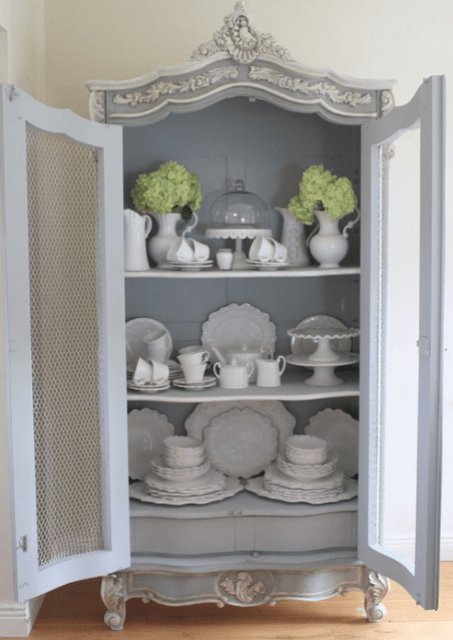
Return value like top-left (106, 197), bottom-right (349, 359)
top-left (21, 562), bottom-right (453, 640)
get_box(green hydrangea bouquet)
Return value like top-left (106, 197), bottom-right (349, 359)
top-left (288, 165), bottom-right (357, 225)
top-left (132, 161), bottom-right (202, 216)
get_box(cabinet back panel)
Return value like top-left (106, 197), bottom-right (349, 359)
top-left (123, 98), bottom-right (360, 264)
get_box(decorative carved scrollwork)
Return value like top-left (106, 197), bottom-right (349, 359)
top-left (89, 90), bottom-right (105, 123)
top-left (364, 571), bottom-right (389, 622)
top-left (112, 67), bottom-right (239, 108)
top-left (101, 573), bottom-right (126, 631)
top-left (248, 66), bottom-right (373, 108)
top-left (190, 1), bottom-right (294, 64)
top-left (380, 89), bottom-right (395, 116)
top-left (219, 571), bottom-right (269, 604)
top-left (382, 143), bottom-right (396, 160)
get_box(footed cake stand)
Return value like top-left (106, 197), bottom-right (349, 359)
top-left (286, 327), bottom-right (360, 386)
top-left (205, 226), bottom-right (271, 270)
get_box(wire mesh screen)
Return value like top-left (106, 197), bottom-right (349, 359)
top-left (26, 124), bottom-right (106, 567)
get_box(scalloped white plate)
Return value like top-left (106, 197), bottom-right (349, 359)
top-left (203, 407), bottom-right (278, 478)
top-left (129, 478), bottom-right (243, 505)
top-left (185, 400), bottom-right (296, 453)
top-left (126, 317), bottom-right (173, 368)
top-left (201, 303), bottom-right (276, 364)
top-left (245, 476), bottom-right (358, 504)
top-left (305, 408), bottom-right (359, 477)
top-left (127, 408), bottom-right (174, 480)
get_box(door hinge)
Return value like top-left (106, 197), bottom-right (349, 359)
top-left (417, 336), bottom-right (430, 358)
top-left (17, 535), bottom-right (28, 552)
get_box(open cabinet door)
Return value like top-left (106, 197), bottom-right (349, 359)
top-left (0, 86), bottom-right (130, 601)
top-left (359, 76), bottom-right (445, 609)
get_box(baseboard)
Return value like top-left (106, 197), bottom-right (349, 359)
top-left (0, 594), bottom-right (45, 638)
top-left (385, 537), bottom-right (453, 562)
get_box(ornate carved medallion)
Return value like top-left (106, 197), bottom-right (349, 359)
top-left (217, 570), bottom-right (274, 604)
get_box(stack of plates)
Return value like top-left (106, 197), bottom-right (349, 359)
top-left (127, 379), bottom-right (171, 392)
top-left (276, 449), bottom-right (339, 480)
top-left (263, 464), bottom-right (345, 500)
top-left (129, 467), bottom-right (243, 505)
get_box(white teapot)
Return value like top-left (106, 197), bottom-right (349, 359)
top-left (213, 358), bottom-right (254, 389)
top-left (226, 343), bottom-right (273, 382)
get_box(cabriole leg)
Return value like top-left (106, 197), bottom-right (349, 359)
top-left (101, 573), bottom-right (127, 631)
top-left (364, 571), bottom-right (389, 622)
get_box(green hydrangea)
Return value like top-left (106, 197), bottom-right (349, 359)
top-left (288, 165), bottom-right (357, 225)
top-left (132, 161), bottom-right (202, 215)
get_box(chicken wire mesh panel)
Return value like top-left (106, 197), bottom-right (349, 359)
top-left (26, 124), bottom-right (106, 567)
top-left (376, 126), bottom-right (421, 568)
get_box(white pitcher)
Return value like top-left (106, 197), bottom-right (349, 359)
top-left (124, 209), bottom-right (152, 271)
top-left (256, 355), bottom-right (286, 387)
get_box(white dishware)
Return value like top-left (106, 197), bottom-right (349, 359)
top-left (287, 326), bottom-right (360, 363)
top-left (213, 358), bottom-right (254, 389)
top-left (132, 357), bottom-right (154, 386)
top-left (277, 450), bottom-right (338, 480)
top-left (123, 209), bottom-right (152, 271)
top-left (226, 343), bottom-right (273, 383)
top-left (286, 352), bottom-right (359, 386)
top-left (264, 463), bottom-right (345, 491)
top-left (245, 475), bottom-right (358, 505)
top-left (289, 315), bottom-right (352, 358)
top-left (127, 380), bottom-right (171, 393)
top-left (151, 455), bottom-right (211, 481)
top-left (203, 407), bottom-right (279, 478)
top-left (185, 401), bottom-right (296, 453)
top-left (285, 434), bottom-right (329, 465)
top-left (176, 349), bottom-right (209, 365)
top-left (255, 355), bottom-right (286, 387)
top-left (145, 466), bottom-right (224, 494)
top-left (167, 237), bottom-right (210, 263)
top-left (189, 238), bottom-right (210, 261)
top-left (168, 260), bottom-right (214, 272)
top-left (129, 477), bottom-right (243, 506)
top-left (143, 329), bottom-right (169, 363)
top-left (172, 376), bottom-right (217, 391)
top-left (128, 425), bottom-right (153, 480)
top-left (126, 318), bottom-right (173, 367)
top-left (127, 408), bottom-right (174, 471)
top-left (248, 235), bottom-right (274, 262)
top-left (179, 344), bottom-right (205, 355)
top-left (164, 436), bottom-right (205, 469)
top-left (201, 303), bottom-right (277, 365)
top-left (268, 238), bottom-right (288, 262)
top-left (245, 259), bottom-right (290, 271)
top-left (305, 408), bottom-right (359, 478)
top-left (148, 358), bottom-right (169, 383)
top-left (179, 361), bottom-right (207, 384)
top-left (216, 248), bottom-right (234, 270)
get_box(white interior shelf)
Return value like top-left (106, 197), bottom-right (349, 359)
top-left (125, 266), bottom-right (361, 279)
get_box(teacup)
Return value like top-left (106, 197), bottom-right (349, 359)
top-left (167, 237), bottom-right (193, 263)
top-left (177, 349), bottom-right (209, 365)
top-left (148, 358), bottom-right (169, 383)
top-left (216, 248), bottom-right (234, 270)
top-left (268, 238), bottom-right (288, 263)
top-left (248, 236), bottom-right (274, 262)
top-left (180, 362), bottom-right (207, 384)
top-left (188, 238), bottom-right (210, 262)
top-left (179, 344), bottom-right (205, 355)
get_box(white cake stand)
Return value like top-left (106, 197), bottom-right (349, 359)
top-left (205, 226), bottom-right (271, 270)
top-left (286, 327), bottom-right (360, 386)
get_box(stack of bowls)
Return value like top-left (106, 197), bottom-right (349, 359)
top-left (163, 436), bottom-right (206, 469)
top-left (285, 434), bottom-right (329, 466)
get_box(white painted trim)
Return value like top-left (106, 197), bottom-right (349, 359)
top-left (385, 537), bottom-right (453, 562)
top-left (0, 594), bottom-right (44, 638)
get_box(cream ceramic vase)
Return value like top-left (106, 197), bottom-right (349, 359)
top-left (308, 210), bottom-right (349, 268)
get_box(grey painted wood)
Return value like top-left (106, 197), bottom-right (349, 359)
top-left (358, 76), bottom-right (445, 609)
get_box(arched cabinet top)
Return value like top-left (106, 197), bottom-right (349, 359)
top-left (86, 2), bottom-right (396, 126)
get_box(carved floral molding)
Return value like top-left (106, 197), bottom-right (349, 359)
top-left (219, 571), bottom-right (268, 603)
top-left (249, 66), bottom-right (373, 108)
top-left (190, 1), bottom-right (294, 64)
top-left (112, 67), bottom-right (239, 108)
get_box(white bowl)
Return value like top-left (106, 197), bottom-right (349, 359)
top-left (285, 434), bottom-right (328, 465)
top-left (151, 455), bottom-right (210, 481)
top-left (164, 436), bottom-right (205, 468)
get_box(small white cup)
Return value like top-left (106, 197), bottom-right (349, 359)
top-left (180, 362), bottom-right (207, 384)
top-left (268, 238), bottom-right (288, 263)
top-left (177, 349), bottom-right (209, 365)
top-left (167, 237), bottom-right (194, 263)
top-left (143, 330), bottom-right (168, 364)
top-left (149, 358), bottom-right (169, 383)
top-left (188, 238), bottom-right (210, 262)
top-left (216, 248), bottom-right (234, 270)
top-left (248, 236), bottom-right (274, 262)
top-left (179, 345), bottom-right (205, 355)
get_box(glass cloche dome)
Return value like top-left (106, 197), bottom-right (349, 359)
top-left (208, 179), bottom-right (269, 229)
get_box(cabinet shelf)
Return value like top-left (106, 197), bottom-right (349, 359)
top-left (125, 266), bottom-right (360, 279)
top-left (126, 370), bottom-right (359, 403)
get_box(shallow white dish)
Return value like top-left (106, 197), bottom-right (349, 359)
top-left (203, 407), bottom-right (278, 478)
top-left (127, 408), bottom-right (174, 472)
top-left (144, 467), bottom-right (226, 495)
top-left (289, 315), bottom-right (352, 357)
top-left (126, 318), bottom-right (173, 368)
top-left (169, 260), bottom-right (214, 272)
top-left (305, 408), bottom-right (359, 477)
top-left (201, 303), bottom-right (276, 364)
top-left (129, 478), bottom-right (243, 505)
top-left (245, 476), bottom-right (358, 504)
top-left (185, 400), bottom-right (296, 453)
top-left (264, 463), bottom-right (345, 491)
top-left (127, 381), bottom-right (171, 393)
top-left (172, 375), bottom-right (217, 390)
top-left (246, 259), bottom-right (289, 271)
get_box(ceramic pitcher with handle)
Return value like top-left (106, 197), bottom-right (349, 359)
top-left (124, 209), bottom-right (152, 271)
